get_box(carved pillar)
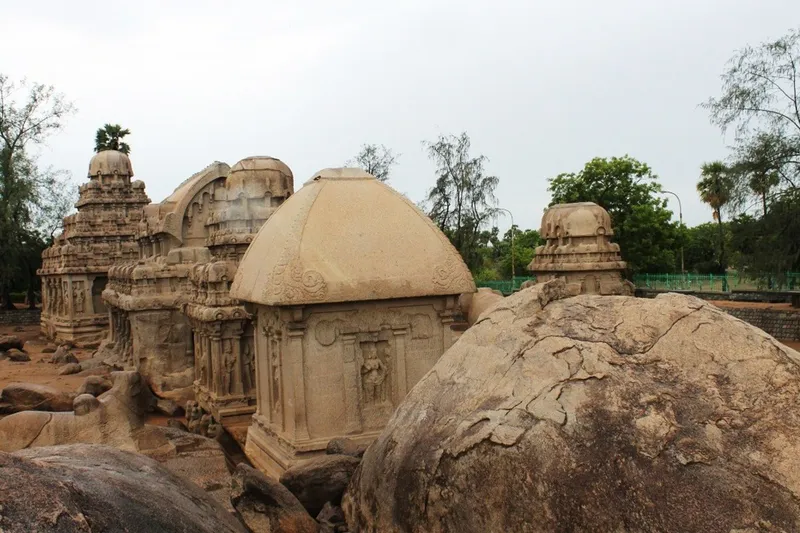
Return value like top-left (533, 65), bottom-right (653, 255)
top-left (287, 308), bottom-right (310, 441)
top-left (341, 333), bottom-right (362, 434)
top-left (393, 328), bottom-right (409, 401)
top-left (231, 322), bottom-right (244, 396)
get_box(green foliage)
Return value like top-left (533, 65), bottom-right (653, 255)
top-left (697, 161), bottom-right (734, 272)
top-left (346, 144), bottom-right (398, 182)
top-left (547, 156), bottom-right (679, 274)
top-left (702, 26), bottom-right (800, 275)
top-left (0, 74), bottom-right (76, 308)
top-left (684, 222), bottom-right (729, 273)
top-left (424, 132), bottom-right (499, 270)
top-left (95, 124), bottom-right (131, 154)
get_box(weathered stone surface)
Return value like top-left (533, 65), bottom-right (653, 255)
top-left (6, 348), bottom-right (30, 362)
top-left (317, 502), bottom-right (347, 533)
top-left (281, 454), bottom-right (361, 517)
top-left (344, 280), bottom-right (800, 532)
top-left (0, 382), bottom-right (76, 414)
top-left (326, 438), bottom-right (367, 458)
top-left (167, 418), bottom-right (189, 432)
top-left (458, 287), bottom-right (505, 326)
top-left (155, 397), bottom-right (184, 417)
top-left (41, 344), bottom-right (57, 353)
top-left (0, 334), bottom-right (24, 351)
top-left (231, 463), bottom-right (319, 533)
top-left (0, 444), bottom-right (247, 533)
top-left (58, 362), bottom-right (81, 375)
top-left (77, 375), bottom-right (112, 396)
top-left (49, 345), bottom-right (79, 365)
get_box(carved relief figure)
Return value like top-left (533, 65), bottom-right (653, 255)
top-left (241, 340), bottom-right (254, 393)
top-left (63, 281), bottom-right (71, 315)
top-left (223, 339), bottom-right (235, 395)
top-left (267, 327), bottom-right (282, 415)
top-left (361, 342), bottom-right (388, 405)
top-left (74, 282), bottom-right (86, 314)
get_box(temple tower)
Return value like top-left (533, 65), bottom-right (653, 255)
top-left (39, 150), bottom-right (150, 346)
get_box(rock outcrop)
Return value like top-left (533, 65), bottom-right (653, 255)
top-left (344, 280), bottom-right (800, 532)
top-left (0, 335), bottom-right (24, 352)
top-left (0, 444), bottom-right (247, 533)
top-left (230, 463), bottom-right (319, 533)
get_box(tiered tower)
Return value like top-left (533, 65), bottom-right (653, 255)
top-left (39, 150), bottom-right (150, 346)
top-left (527, 202), bottom-right (633, 296)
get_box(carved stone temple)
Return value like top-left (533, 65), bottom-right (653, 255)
top-left (102, 157), bottom-right (293, 412)
top-left (39, 150), bottom-right (151, 346)
top-left (230, 168), bottom-right (476, 476)
top-left (528, 202), bottom-right (633, 296)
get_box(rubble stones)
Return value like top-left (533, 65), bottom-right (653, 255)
top-left (280, 454), bottom-right (362, 517)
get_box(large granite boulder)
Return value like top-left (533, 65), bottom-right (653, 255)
top-left (0, 444), bottom-right (247, 533)
top-left (0, 383), bottom-right (76, 414)
top-left (280, 454), bottom-right (361, 516)
top-left (0, 334), bottom-right (24, 352)
top-left (343, 280), bottom-right (800, 532)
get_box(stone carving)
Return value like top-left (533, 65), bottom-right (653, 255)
top-left (101, 157), bottom-right (293, 419)
top-left (315, 320), bottom-right (338, 346)
top-left (264, 258), bottom-right (327, 303)
top-left (230, 168), bottom-right (474, 477)
top-left (39, 150), bottom-right (150, 346)
top-left (528, 202), bottom-right (634, 296)
top-left (360, 341), bottom-right (389, 405)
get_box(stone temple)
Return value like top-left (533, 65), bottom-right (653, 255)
top-left (528, 202), bottom-right (633, 295)
top-left (101, 157), bottom-right (293, 413)
top-left (39, 150), bottom-right (150, 346)
top-left (230, 168), bottom-right (476, 476)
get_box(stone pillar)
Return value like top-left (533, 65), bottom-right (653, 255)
top-left (342, 333), bottom-right (362, 434)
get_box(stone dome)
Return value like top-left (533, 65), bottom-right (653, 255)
top-left (230, 167), bottom-right (476, 306)
top-left (88, 150), bottom-right (133, 177)
top-left (540, 202), bottom-right (613, 239)
top-left (226, 156), bottom-right (293, 193)
top-left (344, 280), bottom-right (800, 532)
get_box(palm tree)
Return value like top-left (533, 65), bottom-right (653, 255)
top-left (95, 124), bottom-right (131, 154)
top-left (697, 161), bottom-right (733, 272)
top-left (748, 171), bottom-right (780, 216)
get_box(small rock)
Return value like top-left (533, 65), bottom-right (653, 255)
top-left (58, 362), bottom-right (81, 375)
top-left (77, 376), bottom-right (112, 397)
top-left (41, 345), bottom-right (57, 354)
top-left (230, 463), bottom-right (318, 533)
top-left (280, 454), bottom-right (361, 517)
top-left (0, 351), bottom-right (6, 360)
top-left (155, 398), bottom-right (185, 417)
top-left (6, 349), bottom-right (31, 362)
top-left (79, 357), bottom-right (115, 371)
top-left (167, 419), bottom-right (189, 432)
top-left (49, 346), bottom-right (78, 365)
top-left (13, 326), bottom-right (25, 332)
top-left (326, 438), bottom-right (367, 458)
top-left (0, 335), bottom-right (24, 352)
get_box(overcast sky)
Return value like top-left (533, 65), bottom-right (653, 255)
top-left (2, 1), bottom-right (797, 231)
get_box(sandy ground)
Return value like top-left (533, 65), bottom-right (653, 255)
top-left (0, 322), bottom-right (95, 392)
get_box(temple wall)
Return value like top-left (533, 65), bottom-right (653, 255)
top-left (247, 295), bottom-right (461, 476)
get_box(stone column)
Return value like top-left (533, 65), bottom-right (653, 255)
top-left (286, 311), bottom-right (310, 442)
top-left (342, 333), bottom-right (362, 434)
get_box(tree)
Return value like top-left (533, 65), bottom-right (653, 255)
top-left (0, 74), bottom-right (75, 309)
top-left (95, 123), bottom-right (131, 154)
top-left (748, 170), bottom-right (780, 215)
top-left (697, 161), bottom-right (734, 272)
top-left (423, 132), bottom-right (499, 271)
top-left (547, 156), bottom-right (679, 273)
top-left (346, 144), bottom-right (398, 182)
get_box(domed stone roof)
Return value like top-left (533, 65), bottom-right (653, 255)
top-left (230, 167), bottom-right (476, 306)
top-left (225, 156), bottom-right (293, 195)
top-left (540, 201), bottom-right (613, 239)
top-left (88, 150), bottom-right (133, 177)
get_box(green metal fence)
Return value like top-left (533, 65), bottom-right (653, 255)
top-left (633, 272), bottom-right (800, 292)
top-left (476, 277), bottom-right (536, 295)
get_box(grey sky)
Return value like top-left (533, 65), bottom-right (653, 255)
top-left (2, 1), bottom-right (797, 231)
